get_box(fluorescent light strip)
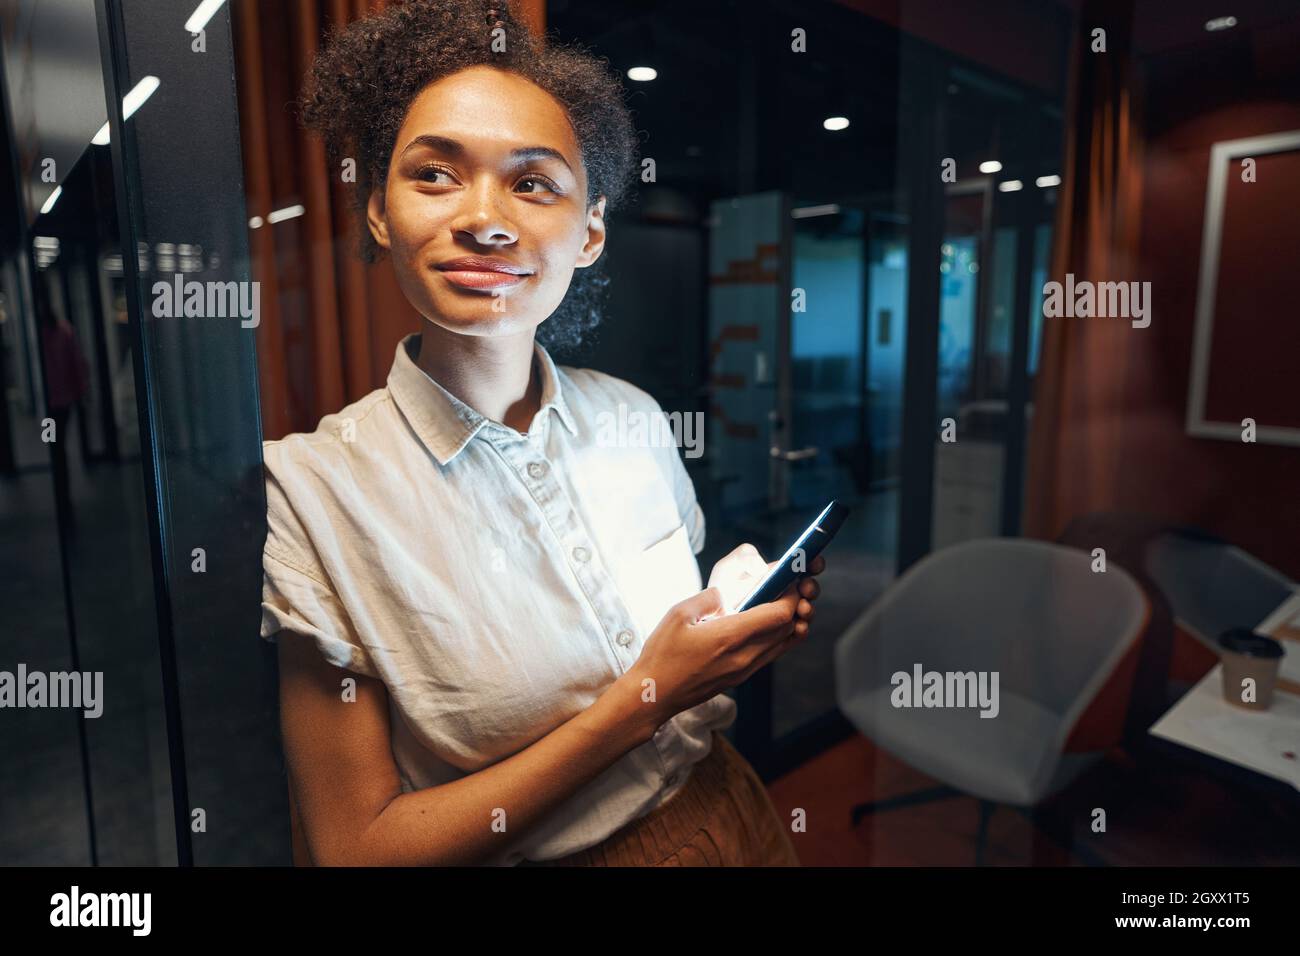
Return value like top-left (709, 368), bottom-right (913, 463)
top-left (267, 204), bottom-right (305, 224)
top-left (91, 75), bottom-right (161, 146)
top-left (185, 0), bottom-right (228, 34)
top-left (791, 203), bottom-right (841, 219)
top-left (40, 186), bottom-right (62, 215)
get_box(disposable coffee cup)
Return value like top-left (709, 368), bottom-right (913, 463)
top-left (1217, 629), bottom-right (1285, 710)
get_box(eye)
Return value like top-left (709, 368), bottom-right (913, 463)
top-left (414, 163), bottom-right (456, 185)
top-left (516, 174), bottom-right (561, 195)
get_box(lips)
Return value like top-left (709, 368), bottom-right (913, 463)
top-left (436, 255), bottom-right (533, 291)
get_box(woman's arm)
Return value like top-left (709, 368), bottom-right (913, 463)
top-left (280, 564), bottom-right (820, 867)
top-left (278, 627), bottom-right (658, 867)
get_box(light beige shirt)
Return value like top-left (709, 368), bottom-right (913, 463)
top-left (259, 332), bottom-right (736, 865)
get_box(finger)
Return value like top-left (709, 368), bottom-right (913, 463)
top-left (809, 555), bottom-right (826, 576)
top-left (796, 598), bottom-right (814, 620)
top-left (742, 615), bottom-right (808, 679)
top-left (676, 586), bottom-right (726, 624)
top-left (720, 591), bottom-right (799, 645)
top-left (797, 576), bottom-right (821, 601)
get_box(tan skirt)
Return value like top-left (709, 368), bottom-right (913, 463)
top-left (520, 731), bottom-right (800, 867)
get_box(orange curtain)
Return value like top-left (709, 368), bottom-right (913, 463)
top-left (1022, 0), bottom-right (1145, 540)
top-left (233, 0), bottom-right (546, 441)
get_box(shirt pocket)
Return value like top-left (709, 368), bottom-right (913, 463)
top-left (618, 522), bottom-right (704, 639)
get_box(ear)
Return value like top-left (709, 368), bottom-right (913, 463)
top-left (366, 184), bottom-right (391, 251)
top-left (574, 195), bottom-right (607, 269)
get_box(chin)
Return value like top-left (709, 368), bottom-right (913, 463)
top-left (428, 303), bottom-right (540, 338)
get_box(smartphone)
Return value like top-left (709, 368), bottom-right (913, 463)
top-left (733, 500), bottom-right (850, 613)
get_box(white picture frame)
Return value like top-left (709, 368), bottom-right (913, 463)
top-left (1185, 130), bottom-right (1300, 446)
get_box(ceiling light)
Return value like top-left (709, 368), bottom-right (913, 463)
top-left (267, 204), bottom-right (305, 224)
top-left (185, 0), bottom-right (228, 34)
top-left (1035, 174), bottom-right (1061, 188)
top-left (997, 180), bottom-right (1023, 192)
top-left (626, 67), bottom-right (657, 82)
top-left (90, 75), bottom-right (161, 146)
top-left (823, 116), bottom-right (850, 131)
top-left (1205, 16), bottom-right (1237, 31)
top-left (791, 204), bottom-right (841, 219)
top-left (979, 160), bottom-right (1002, 174)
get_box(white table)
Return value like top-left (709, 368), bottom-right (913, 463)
top-left (1150, 668), bottom-right (1300, 791)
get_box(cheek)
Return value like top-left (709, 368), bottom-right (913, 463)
top-left (387, 199), bottom-right (439, 261)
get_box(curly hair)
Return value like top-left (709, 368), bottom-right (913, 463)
top-left (299, 0), bottom-right (639, 351)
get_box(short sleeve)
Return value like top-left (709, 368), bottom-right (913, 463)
top-left (642, 396), bottom-right (706, 556)
top-left (260, 456), bottom-right (379, 679)
top-left (670, 448), bottom-right (706, 556)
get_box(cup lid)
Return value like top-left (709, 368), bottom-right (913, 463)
top-left (1217, 628), bottom-right (1285, 659)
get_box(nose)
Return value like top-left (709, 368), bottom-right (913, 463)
top-left (451, 176), bottom-right (519, 247)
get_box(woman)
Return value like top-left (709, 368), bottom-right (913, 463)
top-left (261, 0), bottom-right (825, 867)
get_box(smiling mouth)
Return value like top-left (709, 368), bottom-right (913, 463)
top-left (437, 270), bottom-right (532, 291)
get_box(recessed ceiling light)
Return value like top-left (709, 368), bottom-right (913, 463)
top-left (1035, 174), bottom-right (1061, 188)
top-left (823, 116), bottom-right (850, 131)
top-left (626, 66), bottom-right (657, 82)
top-left (1205, 16), bottom-right (1237, 31)
top-left (979, 160), bottom-right (1002, 174)
top-left (997, 180), bottom-right (1023, 192)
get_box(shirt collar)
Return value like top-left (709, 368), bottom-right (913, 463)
top-left (387, 332), bottom-right (578, 466)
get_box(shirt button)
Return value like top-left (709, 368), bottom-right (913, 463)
top-left (616, 629), bottom-right (633, 646)
top-left (572, 546), bottom-right (590, 563)
top-left (527, 461), bottom-right (548, 479)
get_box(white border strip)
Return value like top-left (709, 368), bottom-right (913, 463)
top-left (1186, 130), bottom-right (1300, 446)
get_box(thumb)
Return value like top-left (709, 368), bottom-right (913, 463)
top-left (676, 586), bottom-right (726, 623)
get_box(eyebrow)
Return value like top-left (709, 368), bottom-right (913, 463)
top-left (399, 134), bottom-right (573, 174)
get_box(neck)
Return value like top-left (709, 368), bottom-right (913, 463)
top-left (413, 320), bottom-right (542, 434)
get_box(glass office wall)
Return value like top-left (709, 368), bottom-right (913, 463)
top-left (0, 0), bottom-right (280, 866)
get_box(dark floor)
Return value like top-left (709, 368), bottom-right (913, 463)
top-left (768, 727), bottom-right (1300, 866)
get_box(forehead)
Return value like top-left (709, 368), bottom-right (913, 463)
top-left (395, 66), bottom-right (583, 168)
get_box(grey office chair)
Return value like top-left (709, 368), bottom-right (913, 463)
top-left (834, 538), bottom-right (1149, 864)
top-left (1144, 530), bottom-right (1294, 651)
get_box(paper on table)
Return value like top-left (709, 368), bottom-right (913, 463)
top-left (1255, 590), bottom-right (1300, 686)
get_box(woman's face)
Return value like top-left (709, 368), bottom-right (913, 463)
top-left (368, 65), bottom-right (606, 338)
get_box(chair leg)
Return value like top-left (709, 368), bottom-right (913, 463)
top-left (975, 799), bottom-right (995, 866)
top-left (850, 785), bottom-right (964, 827)
top-left (1013, 804), bottom-right (1108, 867)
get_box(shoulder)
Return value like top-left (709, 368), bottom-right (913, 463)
top-left (260, 386), bottom-right (399, 558)
top-left (554, 363), bottom-right (665, 418)
top-left (262, 386), bottom-right (394, 482)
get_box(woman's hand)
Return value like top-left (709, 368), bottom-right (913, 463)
top-left (623, 550), bottom-right (826, 734)
top-left (707, 542), bottom-right (825, 628)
